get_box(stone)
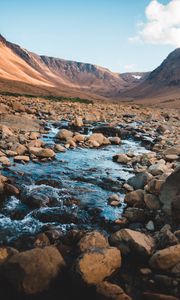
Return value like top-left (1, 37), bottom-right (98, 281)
top-left (4, 246), bottom-right (66, 294)
top-left (108, 194), bottom-right (121, 206)
top-left (165, 154), bottom-right (179, 162)
top-left (4, 183), bottom-right (20, 196)
top-left (73, 134), bottom-right (85, 143)
top-left (0, 124), bottom-right (13, 137)
top-left (73, 116), bottom-right (84, 127)
top-left (56, 129), bottom-right (73, 140)
top-left (149, 245), bottom-right (180, 270)
top-left (146, 221), bottom-right (155, 231)
top-left (110, 229), bottom-right (155, 256)
top-left (78, 231), bottom-right (109, 252)
top-left (127, 172), bottom-right (150, 190)
top-left (0, 247), bottom-right (18, 265)
top-left (54, 144), bottom-right (66, 152)
top-left (29, 132), bottom-right (40, 140)
top-left (74, 247), bottom-right (121, 285)
top-left (109, 136), bottom-right (121, 145)
top-left (113, 154), bottom-right (131, 164)
top-left (0, 156), bottom-right (11, 166)
top-left (15, 144), bottom-right (27, 155)
top-left (88, 133), bottom-right (110, 147)
top-left (144, 193), bottom-right (160, 210)
top-left (143, 292), bottom-right (179, 300)
top-left (164, 146), bottom-right (180, 156)
top-left (29, 147), bottom-right (55, 158)
top-left (160, 167), bottom-right (180, 215)
top-left (148, 161), bottom-right (167, 176)
top-left (14, 155), bottom-right (30, 163)
top-left (124, 189), bottom-right (144, 207)
top-left (96, 281), bottom-right (131, 300)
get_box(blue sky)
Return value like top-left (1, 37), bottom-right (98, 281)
top-left (0, 0), bottom-right (176, 73)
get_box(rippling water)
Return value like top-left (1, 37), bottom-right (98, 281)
top-left (0, 123), bottom-right (149, 244)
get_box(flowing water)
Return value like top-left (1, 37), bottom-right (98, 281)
top-left (0, 123), bottom-right (149, 244)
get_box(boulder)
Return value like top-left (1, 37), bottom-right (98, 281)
top-left (127, 172), bottom-right (150, 190)
top-left (88, 133), bottom-right (110, 147)
top-left (109, 137), bottom-right (121, 145)
top-left (14, 155), bottom-right (30, 163)
top-left (4, 246), bottom-right (66, 294)
top-left (149, 245), bottom-right (180, 270)
top-left (96, 281), bottom-right (131, 300)
top-left (113, 154), bottom-right (131, 164)
top-left (110, 229), bottom-right (155, 256)
top-left (54, 144), bottom-right (66, 152)
top-left (29, 147), bottom-right (55, 158)
top-left (56, 129), bottom-right (73, 140)
top-left (78, 231), bottom-right (109, 253)
top-left (144, 193), bottom-right (160, 210)
top-left (74, 247), bottom-right (121, 285)
top-left (124, 189), bottom-right (144, 207)
top-left (0, 156), bottom-right (11, 166)
top-left (73, 116), bottom-right (84, 127)
top-left (159, 168), bottom-right (180, 215)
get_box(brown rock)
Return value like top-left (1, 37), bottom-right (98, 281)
top-left (149, 245), bottom-right (180, 270)
top-left (4, 246), bottom-right (66, 294)
top-left (96, 281), bottom-right (131, 300)
top-left (74, 247), bottom-right (121, 285)
top-left (78, 231), bottom-right (109, 253)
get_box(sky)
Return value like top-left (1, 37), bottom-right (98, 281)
top-left (0, 0), bottom-right (179, 73)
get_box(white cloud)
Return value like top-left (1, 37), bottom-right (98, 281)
top-left (129, 0), bottom-right (180, 47)
top-left (124, 64), bottom-right (137, 72)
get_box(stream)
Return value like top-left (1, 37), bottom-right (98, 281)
top-left (0, 122), bottom-right (149, 244)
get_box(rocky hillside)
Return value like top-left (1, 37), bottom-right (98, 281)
top-left (121, 49), bottom-right (180, 105)
top-left (0, 34), bottom-right (147, 99)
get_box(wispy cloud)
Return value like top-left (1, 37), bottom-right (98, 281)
top-left (129, 0), bottom-right (180, 47)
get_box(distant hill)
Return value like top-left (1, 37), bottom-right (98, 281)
top-left (0, 34), bottom-right (147, 100)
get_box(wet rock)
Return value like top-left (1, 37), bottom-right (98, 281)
top-left (110, 229), bottom-right (155, 257)
top-left (96, 281), bottom-right (131, 300)
top-left (35, 175), bottom-right (63, 188)
top-left (108, 194), bottom-right (121, 206)
top-left (54, 144), bottom-right (66, 152)
top-left (73, 116), bottom-right (84, 127)
top-left (56, 129), bottom-right (73, 140)
top-left (109, 136), bottom-right (121, 145)
top-left (78, 231), bottom-right (109, 253)
top-left (73, 247), bottom-right (121, 285)
top-left (92, 126), bottom-right (122, 137)
top-left (159, 167), bottom-right (180, 215)
top-left (113, 154), bottom-right (131, 164)
top-left (33, 207), bottom-right (90, 224)
top-left (149, 245), bottom-right (180, 270)
top-left (88, 133), bottom-right (110, 147)
top-left (0, 156), bottom-right (11, 166)
top-left (4, 183), bottom-right (20, 196)
top-left (3, 246), bottom-right (66, 294)
top-left (73, 133), bottom-right (85, 143)
top-left (14, 155), bottom-right (30, 163)
top-left (127, 172), bottom-right (150, 190)
top-left (14, 144), bottom-right (27, 155)
top-left (29, 147), bottom-right (55, 158)
top-left (144, 193), bottom-right (160, 210)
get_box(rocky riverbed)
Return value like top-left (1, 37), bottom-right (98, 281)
top-left (0, 95), bottom-right (180, 300)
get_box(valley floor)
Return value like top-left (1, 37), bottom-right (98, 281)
top-left (0, 95), bottom-right (180, 300)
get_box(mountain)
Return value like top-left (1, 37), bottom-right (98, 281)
top-left (120, 49), bottom-right (180, 107)
top-left (0, 34), bottom-right (147, 99)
